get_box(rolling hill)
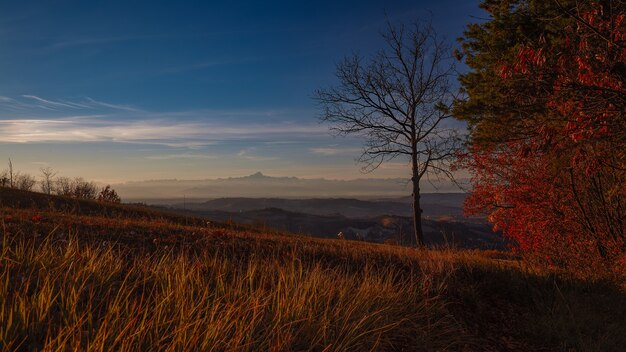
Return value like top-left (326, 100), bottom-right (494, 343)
top-left (165, 193), bottom-right (501, 249)
top-left (1, 187), bottom-right (625, 351)
top-left (174, 194), bottom-right (468, 219)
top-left (169, 206), bottom-right (503, 249)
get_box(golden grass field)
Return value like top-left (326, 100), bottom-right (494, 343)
top-left (1, 188), bottom-right (625, 351)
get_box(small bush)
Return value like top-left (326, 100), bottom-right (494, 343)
top-left (98, 185), bottom-right (121, 204)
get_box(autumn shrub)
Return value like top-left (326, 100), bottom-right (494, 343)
top-left (463, 142), bottom-right (624, 278)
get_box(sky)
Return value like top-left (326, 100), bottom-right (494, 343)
top-left (0, 0), bottom-right (483, 183)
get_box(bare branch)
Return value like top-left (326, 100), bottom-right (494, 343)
top-left (314, 19), bottom-right (462, 246)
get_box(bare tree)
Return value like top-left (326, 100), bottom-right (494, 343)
top-left (8, 158), bottom-right (13, 188)
top-left (72, 177), bottom-right (98, 200)
top-left (55, 176), bottom-right (74, 197)
top-left (0, 170), bottom-right (9, 187)
top-left (314, 21), bottom-right (461, 246)
top-left (14, 173), bottom-right (37, 191)
top-left (40, 167), bottom-right (57, 195)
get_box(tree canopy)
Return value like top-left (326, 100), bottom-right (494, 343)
top-left (456, 0), bottom-right (625, 277)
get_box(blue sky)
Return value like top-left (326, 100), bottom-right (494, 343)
top-left (0, 0), bottom-right (482, 183)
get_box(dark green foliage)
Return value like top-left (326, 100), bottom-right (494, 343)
top-left (455, 0), bottom-right (574, 144)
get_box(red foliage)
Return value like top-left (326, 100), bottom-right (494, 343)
top-left (31, 214), bottom-right (44, 223)
top-left (467, 1), bottom-right (626, 277)
top-left (463, 141), bottom-right (623, 275)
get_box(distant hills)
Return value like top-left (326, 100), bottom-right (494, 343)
top-left (115, 172), bottom-right (464, 200)
top-left (160, 194), bottom-right (501, 249)
top-left (176, 194), bottom-right (468, 220)
top-left (112, 173), bottom-right (491, 247)
top-left (170, 206), bottom-right (503, 249)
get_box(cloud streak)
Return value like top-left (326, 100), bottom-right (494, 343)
top-left (145, 153), bottom-right (216, 160)
top-left (309, 147), bottom-right (362, 156)
top-left (237, 148), bottom-right (278, 161)
top-left (0, 117), bottom-right (327, 145)
top-left (0, 95), bottom-right (141, 113)
top-left (0, 94), bottom-right (329, 148)
top-left (22, 95), bottom-right (79, 109)
top-left (84, 97), bottom-right (141, 112)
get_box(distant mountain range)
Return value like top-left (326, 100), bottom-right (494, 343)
top-left (115, 172), bottom-right (464, 200)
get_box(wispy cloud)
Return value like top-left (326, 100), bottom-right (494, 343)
top-left (309, 147), bottom-right (362, 156)
top-left (0, 95), bottom-right (328, 151)
top-left (0, 95), bottom-right (55, 111)
top-left (263, 140), bottom-right (300, 145)
top-left (22, 95), bottom-right (79, 109)
top-left (237, 148), bottom-right (278, 161)
top-left (0, 95), bottom-right (141, 113)
top-left (84, 97), bottom-right (141, 112)
top-left (157, 141), bottom-right (219, 149)
top-left (145, 153), bottom-right (216, 160)
top-left (0, 118), bottom-right (326, 145)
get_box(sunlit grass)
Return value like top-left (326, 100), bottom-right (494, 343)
top-left (1, 229), bottom-right (471, 351)
top-left (0, 190), bottom-right (625, 351)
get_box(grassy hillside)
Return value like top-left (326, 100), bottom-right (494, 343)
top-left (1, 188), bottom-right (625, 351)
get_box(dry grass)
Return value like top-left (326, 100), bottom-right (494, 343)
top-left (0, 188), bottom-right (625, 351)
top-left (1, 230), bottom-right (472, 351)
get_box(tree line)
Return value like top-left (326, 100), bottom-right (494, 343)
top-left (0, 159), bottom-right (121, 204)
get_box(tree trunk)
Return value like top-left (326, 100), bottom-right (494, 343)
top-left (409, 131), bottom-right (425, 247)
top-left (412, 175), bottom-right (424, 246)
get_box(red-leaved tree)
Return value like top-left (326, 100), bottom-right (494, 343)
top-left (463, 0), bottom-right (625, 277)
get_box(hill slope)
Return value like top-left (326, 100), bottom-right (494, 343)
top-left (166, 194), bottom-right (503, 249)
top-left (175, 206), bottom-right (503, 249)
top-left (1, 187), bottom-right (625, 351)
top-left (175, 194), bottom-right (467, 219)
